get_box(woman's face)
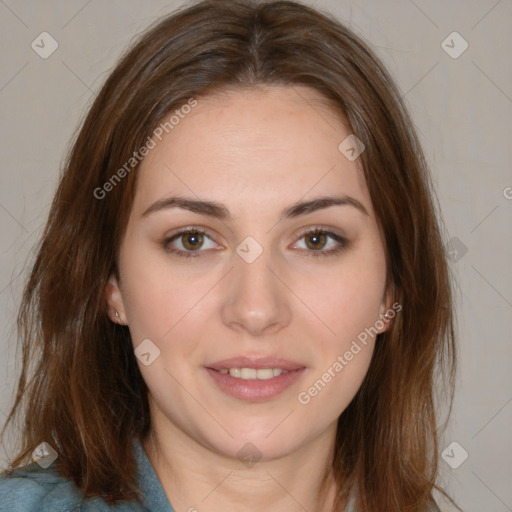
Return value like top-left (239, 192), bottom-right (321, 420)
top-left (107, 85), bottom-right (393, 461)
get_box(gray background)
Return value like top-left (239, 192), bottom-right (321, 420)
top-left (0, 1), bottom-right (511, 511)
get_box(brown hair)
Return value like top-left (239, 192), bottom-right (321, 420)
top-left (1, 0), bottom-right (460, 510)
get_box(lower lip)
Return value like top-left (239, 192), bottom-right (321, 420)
top-left (204, 367), bottom-right (306, 402)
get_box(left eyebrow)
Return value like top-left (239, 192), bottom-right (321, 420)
top-left (141, 194), bottom-right (369, 220)
top-left (282, 195), bottom-right (369, 219)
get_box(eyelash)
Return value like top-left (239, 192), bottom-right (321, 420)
top-left (161, 226), bottom-right (348, 260)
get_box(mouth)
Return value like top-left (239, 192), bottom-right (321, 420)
top-left (204, 356), bottom-right (306, 402)
top-left (217, 367), bottom-right (290, 379)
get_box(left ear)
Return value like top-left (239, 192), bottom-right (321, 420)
top-left (377, 283), bottom-right (396, 334)
top-left (105, 273), bottom-right (127, 325)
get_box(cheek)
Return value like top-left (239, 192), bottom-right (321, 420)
top-left (121, 257), bottom-right (207, 411)
top-left (118, 235), bottom-right (195, 332)
top-left (292, 248), bottom-right (385, 408)
top-left (299, 252), bottom-right (386, 344)
top-left (295, 265), bottom-right (384, 411)
top-left (296, 344), bottom-right (374, 419)
top-left (119, 246), bottom-right (214, 380)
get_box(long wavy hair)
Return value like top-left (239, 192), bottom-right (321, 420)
top-left (1, 1), bottom-right (460, 510)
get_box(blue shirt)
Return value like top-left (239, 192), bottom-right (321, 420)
top-left (0, 439), bottom-right (175, 511)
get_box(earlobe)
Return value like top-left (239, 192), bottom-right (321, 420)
top-left (105, 273), bottom-right (127, 324)
top-left (378, 309), bottom-right (393, 333)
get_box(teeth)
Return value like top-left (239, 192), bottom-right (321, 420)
top-left (240, 368), bottom-right (257, 379)
top-left (218, 368), bottom-right (287, 379)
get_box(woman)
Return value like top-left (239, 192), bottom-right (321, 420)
top-left (0, 1), bottom-right (460, 510)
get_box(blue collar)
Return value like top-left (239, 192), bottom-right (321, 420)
top-left (133, 438), bottom-right (175, 512)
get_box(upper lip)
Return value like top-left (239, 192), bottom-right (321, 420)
top-left (206, 357), bottom-right (305, 371)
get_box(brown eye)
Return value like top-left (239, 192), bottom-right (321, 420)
top-left (304, 231), bottom-right (328, 250)
top-left (181, 231), bottom-right (204, 251)
top-left (162, 227), bottom-right (219, 259)
top-left (293, 228), bottom-right (348, 258)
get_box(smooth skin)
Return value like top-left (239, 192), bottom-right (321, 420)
top-left (106, 85), bottom-right (394, 512)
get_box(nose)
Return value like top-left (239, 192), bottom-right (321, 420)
top-left (220, 245), bottom-right (292, 337)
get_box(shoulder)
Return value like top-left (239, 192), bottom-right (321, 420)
top-left (0, 463), bottom-right (142, 512)
top-left (0, 461), bottom-right (80, 512)
top-left (0, 462), bottom-right (91, 512)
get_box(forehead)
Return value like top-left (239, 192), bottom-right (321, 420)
top-left (132, 85), bottom-right (371, 219)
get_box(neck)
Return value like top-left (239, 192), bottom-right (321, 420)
top-left (143, 418), bottom-right (343, 512)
